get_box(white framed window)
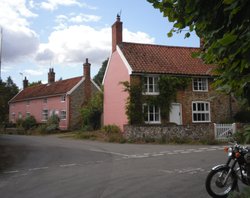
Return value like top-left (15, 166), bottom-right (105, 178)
top-left (43, 98), bottom-right (47, 103)
top-left (42, 109), bottom-right (48, 121)
top-left (61, 95), bottom-right (66, 102)
top-left (12, 113), bottom-right (16, 122)
top-left (192, 101), bottom-right (211, 123)
top-left (26, 112), bottom-right (30, 118)
top-left (144, 76), bottom-right (159, 95)
top-left (143, 104), bottom-right (161, 124)
top-left (60, 110), bottom-right (66, 120)
top-left (18, 112), bottom-right (22, 119)
top-left (193, 78), bottom-right (208, 91)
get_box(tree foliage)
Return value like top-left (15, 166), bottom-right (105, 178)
top-left (80, 90), bottom-right (103, 131)
top-left (93, 58), bottom-right (108, 86)
top-left (121, 76), bottom-right (190, 124)
top-left (29, 80), bottom-right (42, 87)
top-left (147, 0), bottom-right (250, 104)
top-left (0, 77), bottom-right (19, 123)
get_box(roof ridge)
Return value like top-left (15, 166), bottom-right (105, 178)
top-left (121, 42), bottom-right (200, 50)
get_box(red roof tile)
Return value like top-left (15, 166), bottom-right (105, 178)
top-left (10, 76), bottom-right (82, 102)
top-left (119, 42), bottom-right (215, 76)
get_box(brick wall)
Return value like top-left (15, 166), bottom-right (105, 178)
top-left (176, 79), bottom-right (239, 125)
top-left (69, 81), bottom-right (100, 130)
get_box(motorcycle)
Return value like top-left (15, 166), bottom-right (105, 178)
top-left (205, 142), bottom-right (250, 198)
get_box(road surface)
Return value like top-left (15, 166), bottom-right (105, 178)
top-left (0, 134), bottom-right (245, 198)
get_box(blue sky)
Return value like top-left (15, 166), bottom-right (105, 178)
top-left (0, 0), bottom-right (200, 88)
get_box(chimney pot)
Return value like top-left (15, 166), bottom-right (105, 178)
top-left (48, 68), bottom-right (55, 84)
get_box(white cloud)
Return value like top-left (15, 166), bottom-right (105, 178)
top-left (35, 24), bottom-right (155, 67)
top-left (124, 29), bottom-right (155, 44)
top-left (0, 0), bottom-right (39, 62)
top-left (54, 14), bottom-right (101, 30)
top-left (40, 0), bottom-right (96, 11)
top-left (69, 13), bottom-right (101, 23)
top-left (24, 69), bottom-right (44, 76)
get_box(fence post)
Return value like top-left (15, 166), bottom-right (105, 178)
top-left (214, 123), bottom-right (217, 140)
top-left (232, 123), bottom-right (236, 134)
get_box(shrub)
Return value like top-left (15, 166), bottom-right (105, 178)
top-left (16, 118), bottom-right (23, 128)
top-left (81, 91), bottom-right (103, 131)
top-left (35, 115), bottom-right (60, 134)
top-left (47, 114), bottom-right (60, 126)
top-left (22, 116), bottom-right (37, 130)
top-left (102, 125), bottom-right (121, 134)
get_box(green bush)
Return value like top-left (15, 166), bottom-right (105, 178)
top-left (102, 125), bottom-right (121, 134)
top-left (22, 116), bottom-right (37, 130)
top-left (35, 115), bottom-right (60, 134)
top-left (16, 118), bottom-right (23, 128)
top-left (81, 91), bottom-right (103, 131)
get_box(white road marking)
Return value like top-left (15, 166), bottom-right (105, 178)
top-left (28, 167), bottom-right (49, 171)
top-left (3, 170), bottom-right (19, 174)
top-left (60, 163), bottom-right (77, 167)
top-left (89, 149), bottom-right (130, 157)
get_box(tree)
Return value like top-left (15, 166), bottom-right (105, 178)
top-left (147, 0), bottom-right (250, 105)
top-left (29, 80), bottom-right (42, 87)
top-left (93, 58), bottom-right (108, 86)
top-left (0, 77), bottom-right (19, 123)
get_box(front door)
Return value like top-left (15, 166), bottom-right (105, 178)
top-left (169, 103), bottom-right (182, 125)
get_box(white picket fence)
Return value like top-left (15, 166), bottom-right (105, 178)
top-left (214, 123), bottom-right (236, 141)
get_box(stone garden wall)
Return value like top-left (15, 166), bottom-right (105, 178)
top-left (124, 124), bottom-right (214, 142)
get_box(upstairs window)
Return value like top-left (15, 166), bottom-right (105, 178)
top-left (192, 101), bottom-right (210, 123)
top-left (144, 76), bottom-right (159, 95)
top-left (143, 104), bottom-right (161, 124)
top-left (193, 78), bottom-right (208, 91)
top-left (61, 95), bottom-right (66, 102)
top-left (43, 98), bottom-right (47, 103)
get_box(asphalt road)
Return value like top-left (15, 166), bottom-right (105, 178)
top-left (0, 134), bottom-right (245, 198)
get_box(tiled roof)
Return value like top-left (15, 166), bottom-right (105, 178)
top-left (10, 76), bottom-right (82, 102)
top-left (118, 42), bottom-right (215, 76)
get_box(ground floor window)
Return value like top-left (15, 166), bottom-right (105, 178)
top-left (12, 113), bottom-right (15, 122)
top-left (42, 109), bottom-right (49, 121)
top-left (143, 104), bottom-right (161, 124)
top-left (18, 112), bottom-right (22, 119)
top-left (60, 110), bottom-right (66, 120)
top-left (192, 101), bottom-right (210, 123)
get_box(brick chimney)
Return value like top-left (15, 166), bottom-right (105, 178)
top-left (83, 58), bottom-right (91, 102)
top-left (48, 68), bottom-right (55, 84)
top-left (23, 77), bottom-right (28, 89)
top-left (112, 14), bottom-right (123, 53)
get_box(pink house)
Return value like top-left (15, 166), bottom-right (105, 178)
top-left (9, 59), bottom-right (100, 130)
top-left (103, 16), bottom-right (238, 131)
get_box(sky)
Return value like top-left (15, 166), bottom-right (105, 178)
top-left (0, 0), bottom-right (200, 89)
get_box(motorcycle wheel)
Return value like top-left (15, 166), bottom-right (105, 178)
top-left (205, 166), bottom-right (237, 198)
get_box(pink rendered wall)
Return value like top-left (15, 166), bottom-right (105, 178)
top-left (103, 51), bottom-right (130, 131)
top-left (9, 95), bottom-right (68, 130)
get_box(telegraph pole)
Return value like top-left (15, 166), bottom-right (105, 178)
top-left (0, 27), bottom-right (3, 81)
